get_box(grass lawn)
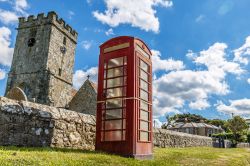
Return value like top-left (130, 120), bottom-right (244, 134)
top-left (0, 146), bottom-right (249, 166)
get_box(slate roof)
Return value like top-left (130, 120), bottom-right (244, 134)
top-left (89, 80), bottom-right (97, 93)
top-left (169, 122), bottom-right (222, 130)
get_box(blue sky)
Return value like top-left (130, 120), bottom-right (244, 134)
top-left (1, 0), bottom-right (250, 126)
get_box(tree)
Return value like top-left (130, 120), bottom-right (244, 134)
top-left (226, 116), bottom-right (249, 146)
top-left (247, 132), bottom-right (250, 143)
top-left (206, 119), bottom-right (228, 131)
top-left (168, 113), bottom-right (206, 123)
top-left (161, 115), bottom-right (171, 129)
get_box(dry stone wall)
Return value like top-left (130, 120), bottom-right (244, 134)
top-left (154, 128), bottom-right (224, 148)
top-left (0, 97), bottom-right (231, 150)
top-left (0, 97), bottom-right (95, 150)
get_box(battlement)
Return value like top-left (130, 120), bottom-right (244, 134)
top-left (18, 11), bottom-right (78, 39)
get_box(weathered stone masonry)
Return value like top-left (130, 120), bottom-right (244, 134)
top-left (153, 128), bottom-right (231, 148)
top-left (0, 96), bottom-right (228, 150)
top-left (154, 128), bottom-right (214, 148)
top-left (0, 97), bottom-right (95, 150)
top-left (5, 11), bottom-right (77, 108)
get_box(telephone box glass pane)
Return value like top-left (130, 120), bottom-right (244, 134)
top-left (140, 101), bottom-right (148, 111)
top-left (105, 120), bottom-right (122, 130)
top-left (107, 77), bottom-right (123, 88)
top-left (108, 57), bottom-right (123, 68)
top-left (105, 131), bottom-right (122, 141)
top-left (140, 110), bottom-right (149, 121)
top-left (140, 131), bottom-right (149, 141)
top-left (106, 99), bottom-right (123, 108)
top-left (107, 67), bottom-right (123, 78)
top-left (140, 121), bottom-right (149, 130)
top-left (140, 79), bottom-right (148, 91)
top-left (140, 60), bottom-right (148, 72)
top-left (140, 70), bottom-right (148, 82)
top-left (140, 90), bottom-right (148, 101)
top-left (107, 87), bottom-right (123, 98)
top-left (106, 109), bottom-right (123, 119)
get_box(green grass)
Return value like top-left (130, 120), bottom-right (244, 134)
top-left (0, 146), bottom-right (249, 166)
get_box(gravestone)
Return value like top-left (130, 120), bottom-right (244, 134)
top-left (6, 87), bottom-right (28, 101)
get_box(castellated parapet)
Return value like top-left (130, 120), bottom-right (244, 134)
top-left (18, 11), bottom-right (78, 42)
top-left (5, 11), bottom-right (78, 108)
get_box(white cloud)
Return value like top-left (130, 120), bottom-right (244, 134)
top-left (151, 49), bottom-right (185, 72)
top-left (93, 0), bottom-right (173, 33)
top-left (217, 99), bottom-right (250, 116)
top-left (194, 43), bottom-right (244, 75)
top-left (153, 69), bottom-right (229, 117)
top-left (81, 40), bottom-right (93, 50)
top-left (15, 0), bottom-right (29, 14)
top-left (247, 78), bottom-right (250, 84)
top-left (153, 96), bottom-right (181, 117)
top-left (0, 27), bottom-right (14, 66)
top-left (189, 99), bottom-right (210, 110)
top-left (233, 36), bottom-right (250, 65)
top-left (153, 42), bottom-right (243, 117)
top-left (0, 69), bottom-right (6, 80)
top-left (0, 9), bottom-right (18, 24)
top-left (105, 28), bottom-right (114, 36)
top-left (73, 67), bottom-right (98, 89)
top-left (153, 0), bottom-right (173, 8)
top-left (186, 49), bottom-right (197, 59)
top-left (0, 0), bottom-right (29, 25)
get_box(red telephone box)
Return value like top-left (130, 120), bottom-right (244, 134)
top-left (95, 36), bottom-right (153, 159)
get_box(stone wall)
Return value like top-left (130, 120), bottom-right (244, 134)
top-left (0, 97), bottom-right (233, 150)
top-left (153, 128), bottom-right (227, 148)
top-left (0, 97), bottom-right (95, 150)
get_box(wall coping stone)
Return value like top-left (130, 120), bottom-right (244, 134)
top-left (0, 97), bottom-right (95, 125)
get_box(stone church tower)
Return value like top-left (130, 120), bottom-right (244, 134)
top-left (5, 11), bottom-right (78, 107)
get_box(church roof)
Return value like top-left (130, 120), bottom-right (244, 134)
top-left (88, 80), bottom-right (97, 93)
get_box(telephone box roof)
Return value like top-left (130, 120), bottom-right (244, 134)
top-left (100, 36), bottom-right (152, 56)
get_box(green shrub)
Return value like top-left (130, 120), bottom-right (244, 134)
top-left (247, 133), bottom-right (250, 143)
top-left (212, 133), bottom-right (233, 139)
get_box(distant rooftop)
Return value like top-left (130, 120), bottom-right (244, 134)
top-left (168, 122), bottom-right (222, 130)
